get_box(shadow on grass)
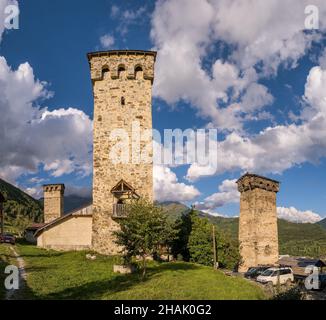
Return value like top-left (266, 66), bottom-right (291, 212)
top-left (37, 262), bottom-right (199, 300)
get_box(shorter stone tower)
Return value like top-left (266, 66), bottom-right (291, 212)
top-left (237, 173), bottom-right (280, 272)
top-left (43, 184), bottom-right (65, 224)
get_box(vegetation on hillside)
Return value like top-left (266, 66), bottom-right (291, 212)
top-left (0, 178), bottom-right (43, 234)
top-left (316, 217), bottom-right (326, 230)
top-left (165, 202), bottom-right (326, 259)
top-left (12, 243), bottom-right (265, 300)
top-left (171, 208), bottom-right (241, 270)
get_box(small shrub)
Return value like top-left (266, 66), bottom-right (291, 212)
top-left (272, 287), bottom-right (304, 300)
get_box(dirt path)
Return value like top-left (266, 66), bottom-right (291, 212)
top-left (5, 246), bottom-right (27, 300)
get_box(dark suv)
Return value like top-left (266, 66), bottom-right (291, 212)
top-left (0, 233), bottom-right (16, 245)
top-left (244, 266), bottom-right (271, 279)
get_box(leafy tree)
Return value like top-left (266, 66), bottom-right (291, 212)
top-left (188, 215), bottom-right (214, 266)
top-left (171, 206), bottom-right (197, 261)
top-left (172, 208), bottom-right (242, 270)
top-left (216, 232), bottom-right (242, 270)
top-left (114, 199), bottom-right (176, 279)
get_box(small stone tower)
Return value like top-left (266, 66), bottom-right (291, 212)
top-left (43, 184), bottom-right (65, 224)
top-left (237, 173), bottom-right (280, 272)
top-left (87, 50), bottom-right (156, 254)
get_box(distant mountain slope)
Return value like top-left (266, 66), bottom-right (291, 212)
top-left (159, 201), bottom-right (190, 221)
top-left (161, 201), bottom-right (326, 258)
top-left (39, 195), bottom-right (92, 214)
top-left (0, 178), bottom-right (43, 222)
top-left (63, 195), bottom-right (92, 213)
top-left (317, 217), bottom-right (326, 230)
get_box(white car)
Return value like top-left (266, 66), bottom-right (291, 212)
top-left (256, 267), bottom-right (294, 286)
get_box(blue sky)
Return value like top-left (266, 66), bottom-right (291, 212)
top-left (1, 0), bottom-right (326, 223)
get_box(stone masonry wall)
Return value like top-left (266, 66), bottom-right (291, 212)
top-left (88, 51), bottom-right (156, 255)
top-left (43, 184), bottom-right (65, 224)
top-left (237, 174), bottom-right (279, 272)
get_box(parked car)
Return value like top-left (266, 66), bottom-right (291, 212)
top-left (0, 233), bottom-right (16, 245)
top-left (244, 266), bottom-right (271, 279)
top-left (256, 267), bottom-right (294, 286)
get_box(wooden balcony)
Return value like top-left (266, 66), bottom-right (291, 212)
top-left (112, 204), bottom-right (128, 218)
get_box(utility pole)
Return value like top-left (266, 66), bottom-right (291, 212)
top-left (212, 225), bottom-right (218, 270)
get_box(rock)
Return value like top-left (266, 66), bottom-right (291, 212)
top-left (113, 264), bottom-right (136, 274)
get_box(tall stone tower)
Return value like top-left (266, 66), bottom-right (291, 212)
top-left (43, 184), bottom-right (65, 224)
top-left (87, 50), bottom-right (156, 254)
top-left (237, 173), bottom-right (280, 272)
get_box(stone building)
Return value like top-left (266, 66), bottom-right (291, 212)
top-left (88, 50), bottom-right (156, 254)
top-left (43, 184), bottom-right (65, 223)
top-left (35, 203), bottom-right (93, 251)
top-left (34, 50), bottom-right (156, 254)
top-left (35, 183), bottom-right (92, 250)
top-left (237, 173), bottom-right (280, 272)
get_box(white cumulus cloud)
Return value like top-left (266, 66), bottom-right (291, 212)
top-left (150, 0), bottom-right (326, 132)
top-left (186, 64), bottom-right (326, 181)
top-left (277, 206), bottom-right (322, 223)
top-left (153, 165), bottom-right (200, 202)
top-left (0, 56), bottom-right (92, 183)
top-left (195, 179), bottom-right (239, 211)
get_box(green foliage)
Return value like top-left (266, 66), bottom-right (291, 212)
top-left (165, 202), bottom-right (326, 259)
top-left (0, 178), bottom-right (43, 233)
top-left (280, 240), bottom-right (326, 257)
top-left (188, 215), bottom-right (214, 266)
top-left (113, 199), bottom-right (176, 278)
top-left (216, 232), bottom-right (242, 270)
top-left (272, 286), bottom-right (304, 300)
top-left (172, 208), bottom-right (241, 270)
top-left (171, 208), bottom-right (197, 261)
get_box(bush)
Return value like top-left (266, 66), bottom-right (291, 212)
top-left (272, 287), bottom-right (304, 300)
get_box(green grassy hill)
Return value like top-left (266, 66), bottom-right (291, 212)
top-left (317, 217), bottom-right (326, 230)
top-left (12, 244), bottom-right (265, 300)
top-left (162, 202), bottom-right (326, 258)
top-left (0, 178), bottom-right (43, 226)
top-left (159, 201), bottom-right (190, 221)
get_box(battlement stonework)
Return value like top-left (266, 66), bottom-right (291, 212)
top-left (88, 50), bottom-right (156, 255)
top-left (43, 184), bottom-right (65, 224)
top-left (237, 173), bottom-right (280, 272)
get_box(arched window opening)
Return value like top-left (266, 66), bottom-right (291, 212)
top-left (118, 65), bottom-right (126, 79)
top-left (121, 97), bottom-right (125, 106)
top-left (102, 67), bottom-right (109, 79)
top-left (135, 65), bottom-right (143, 80)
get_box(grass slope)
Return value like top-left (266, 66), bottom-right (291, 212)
top-left (0, 245), bottom-right (15, 299)
top-left (15, 243), bottom-right (265, 300)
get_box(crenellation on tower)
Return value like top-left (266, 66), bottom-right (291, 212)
top-left (237, 173), bottom-right (280, 193)
top-left (237, 173), bottom-right (280, 272)
top-left (88, 50), bottom-right (156, 83)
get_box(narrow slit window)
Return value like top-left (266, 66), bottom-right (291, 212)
top-left (121, 97), bottom-right (125, 106)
